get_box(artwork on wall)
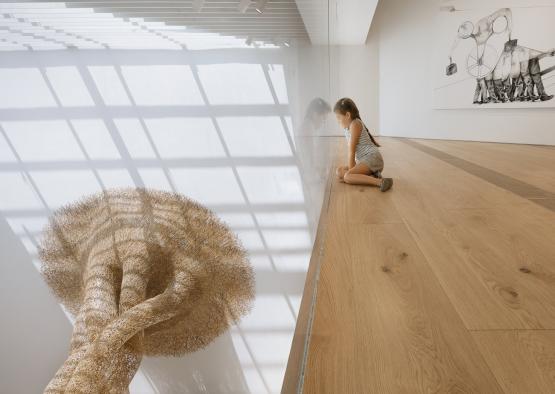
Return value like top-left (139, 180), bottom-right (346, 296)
top-left (38, 188), bottom-right (254, 394)
top-left (433, 5), bottom-right (555, 108)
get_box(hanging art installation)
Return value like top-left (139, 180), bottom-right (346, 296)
top-left (38, 188), bottom-right (255, 393)
top-left (434, 5), bottom-right (555, 108)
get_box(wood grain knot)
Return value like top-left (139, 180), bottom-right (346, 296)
top-left (500, 287), bottom-right (519, 298)
top-left (519, 267), bottom-right (531, 274)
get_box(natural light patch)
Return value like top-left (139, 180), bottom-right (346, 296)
top-left (197, 64), bottom-right (274, 105)
top-left (5, 216), bottom-right (49, 236)
top-left (144, 118), bottom-right (226, 158)
top-left (29, 170), bottom-right (102, 209)
top-left (241, 366), bottom-right (269, 394)
top-left (217, 117), bottom-right (292, 157)
top-left (18, 235), bottom-right (38, 256)
top-left (243, 332), bottom-right (293, 365)
top-left (138, 168), bottom-right (173, 192)
top-left (0, 68), bottom-right (56, 108)
top-left (114, 118), bottom-right (157, 159)
top-left (260, 366), bottom-right (288, 394)
top-left (0, 172), bottom-right (43, 210)
top-left (235, 229), bottom-right (265, 251)
top-left (230, 332), bottom-right (253, 365)
top-left (288, 295), bottom-right (302, 318)
top-left (71, 119), bottom-right (121, 160)
top-left (262, 229), bottom-right (312, 250)
top-left (284, 116), bottom-right (295, 149)
top-left (216, 212), bottom-right (255, 228)
top-left (0, 132), bottom-right (17, 162)
top-left (88, 66), bottom-right (132, 106)
top-left (238, 295), bottom-right (295, 330)
top-left (237, 166), bottom-right (304, 203)
top-left (272, 253), bottom-right (311, 272)
top-left (3, 120), bottom-right (85, 162)
top-left (267, 64), bottom-right (289, 104)
top-left (247, 254), bottom-right (274, 270)
top-left (170, 167), bottom-right (245, 205)
top-left (45, 66), bottom-right (94, 107)
top-left (97, 169), bottom-right (136, 189)
top-left (120, 65), bottom-right (204, 106)
top-left (255, 211), bottom-right (308, 227)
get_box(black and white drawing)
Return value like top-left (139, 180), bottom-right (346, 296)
top-left (434, 6), bottom-right (555, 108)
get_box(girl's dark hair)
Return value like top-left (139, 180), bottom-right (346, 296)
top-left (334, 97), bottom-right (380, 147)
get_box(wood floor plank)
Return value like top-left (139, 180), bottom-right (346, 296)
top-left (416, 139), bottom-right (555, 194)
top-left (391, 191), bottom-right (555, 328)
top-left (302, 222), bottom-right (503, 394)
top-left (437, 207), bottom-right (555, 329)
top-left (298, 137), bottom-right (555, 394)
top-left (471, 330), bottom-right (555, 394)
top-left (327, 187), bottom-right (403, 224)
top-left (386, 139), bottom-right (555, 329)
top-left (388, 140), bottom-right (531, 210)
top-left (390, 183), bottom-right (528, 330)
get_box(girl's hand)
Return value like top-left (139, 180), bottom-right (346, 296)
top-left (336, 165), bottom-right (349, 181)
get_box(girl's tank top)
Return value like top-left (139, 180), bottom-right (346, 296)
top-left (344, 119), bottom-right (379, 161)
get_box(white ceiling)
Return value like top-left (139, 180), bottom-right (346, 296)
top-left (296, 0), bottom-right (379, 45)
top-left (329, 0), bottom-right (378, 45)
top-left (0, 0), bottom-right (380, 50)
top-left (0, 0), bottom-right (309, 50)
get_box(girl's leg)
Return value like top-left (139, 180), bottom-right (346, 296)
top-left (343, 163), bottom-right (382, 186)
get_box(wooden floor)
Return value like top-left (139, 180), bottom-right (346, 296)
top-left (301, 137), bottom-right (555, 394)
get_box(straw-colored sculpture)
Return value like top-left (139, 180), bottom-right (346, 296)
top-left (38, 188), bottom-right (255, 394)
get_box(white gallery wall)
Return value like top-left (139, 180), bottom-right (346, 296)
top-left (329, 35), bottom-right (380, 134)
top-left (374, 0), bottom-right (555, 145)
top-left (344, 0), bottom-right (555, 145)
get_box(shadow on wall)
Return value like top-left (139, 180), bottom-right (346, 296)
top-left (0, 47), bottom-right (331, 393)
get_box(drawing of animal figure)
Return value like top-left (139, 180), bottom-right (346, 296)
top-left (474, 40), bottom-right (555, 104)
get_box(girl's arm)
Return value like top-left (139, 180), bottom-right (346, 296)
top-left (348, 120), bottom-right (362, 169)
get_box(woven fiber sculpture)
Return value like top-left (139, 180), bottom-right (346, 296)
top-left (38, 188), bottom-right (255, 394)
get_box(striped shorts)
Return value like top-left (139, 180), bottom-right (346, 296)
top-left (356, 151), bottom-right (384, 173)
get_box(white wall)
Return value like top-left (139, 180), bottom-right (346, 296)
top-left (373, 0), bottom-right (555, 145)
top-left (330, 39), bottom-right (380, 134)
